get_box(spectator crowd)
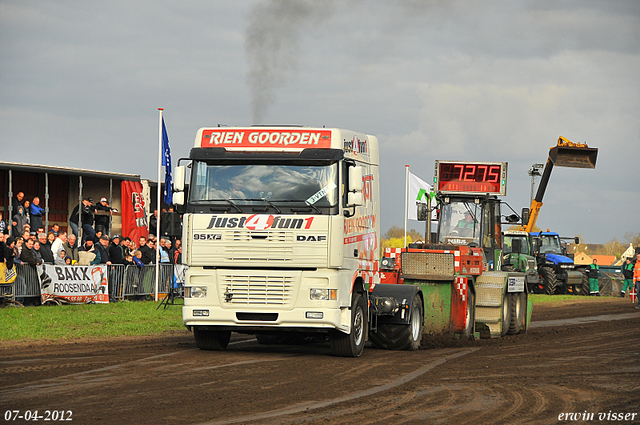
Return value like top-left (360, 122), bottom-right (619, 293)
top-left (0, 191), bottom-right (183, 276)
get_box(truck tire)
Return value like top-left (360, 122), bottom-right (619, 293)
top-left (501, 286), bottom-right (512, 337)
top-left (370, 293), bottom-right (424, 350)
top-left (508, 291), bottom-right (526, 335)
top-left (194, 327), bottom-right (231, 351)
top-left (539, 267), bottom-right (557, 295)
top-left (329, 293), bottom-right (366, 357)
top-left (461, 289), bottom-right (475, 340)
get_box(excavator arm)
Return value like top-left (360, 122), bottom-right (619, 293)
top-left (521, 137), bottom-right (598, 233)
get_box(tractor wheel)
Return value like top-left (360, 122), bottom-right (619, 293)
top-left (501, 287), bottom-right (512, 337)
top-left (539, 267), bottom-right (557, 295)
top-left (580, 271), bottom-right (590, 296)
top-left (461, 289), bottom-right (476, 340)
top-left (329, 293), bottom-right (366, 357)
top-left (194, 327), bottom-right (231, 351)
top-left (370, 293), bottom-right (424, 351)
top-left (508, 291), bottom-right (526, 335)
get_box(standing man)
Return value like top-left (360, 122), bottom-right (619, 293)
top-left (30, 197), bottom-right (45, 232)
top-left (37, 233), bottom-right (55, 265)
top-left (50, 231), bottom-right (68, 261)
top-left (587, 258), bottom-right (600, 296)
top-left (94, 198), bottom-right (118, 235)
top-left (63, 234), bottom-right (79, 265)
top-left (634, 253), bottom-right (640, 310)
top-left (621, 257), bottom-right (634, 298)
top-left (95, 235), bottom-right (112, 266)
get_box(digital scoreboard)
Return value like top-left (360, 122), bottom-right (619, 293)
top-left (434, 160), bottom-right (507, 196)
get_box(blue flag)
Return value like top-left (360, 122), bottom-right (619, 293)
top-left (161, 118), bottom-right (173, 205)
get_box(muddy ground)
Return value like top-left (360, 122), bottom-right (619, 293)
top-left (1, 297), bottom-right (639, 425)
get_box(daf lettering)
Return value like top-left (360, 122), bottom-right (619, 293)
top-left (296, 235), bottom-right (327, 242)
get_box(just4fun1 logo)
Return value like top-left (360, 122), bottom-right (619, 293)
top-left (206, 214), bottom-right (314, 231)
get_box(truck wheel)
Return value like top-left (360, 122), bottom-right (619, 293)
top-left (194, 327), bottom-right (231, 351)
top-left (501, 287), bottom-right (512, 337)
top-left (461, 289), bottom-right (475, 340)
top-left (369, 293), bottom-right (423, 350)
top-left (539, 267), bottom-right (557, 295)
top-left (508, 292), bottom-right (526, 334)
top-left (329, 293), bottom-right (366, 357)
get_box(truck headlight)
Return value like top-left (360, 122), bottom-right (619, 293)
top-left (185, 286), bottom-right (207, 298)
top-left (310, 288), bottom-right (337, 300)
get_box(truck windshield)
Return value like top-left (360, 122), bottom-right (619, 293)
top-left (438, 201), bottom-right (481, 245)
top-left (539, 235), bottom-right (563, 254)
top-left (189, 162), bottom-right (339, 209)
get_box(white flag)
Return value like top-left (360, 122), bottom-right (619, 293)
top-left (407, 172), bottom-right (432, 220)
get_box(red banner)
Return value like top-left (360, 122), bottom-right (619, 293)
top-left (121, 181), bottom-right (148, 242)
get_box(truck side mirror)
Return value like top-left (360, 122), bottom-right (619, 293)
top-left (347, 192), bottom-right (364, 206)
top-left (173, 192), bottom-right (185, 206)
top-left (349, 166), bottom-right (364, 192)
top-left (416, 204), bottom-right (428, 221)
top-left (574, 237), bottom-right (580, 245)
top-left (521, 208), bottom-right (529, 225)
top-left (174, 166), bottom-right (186, 191)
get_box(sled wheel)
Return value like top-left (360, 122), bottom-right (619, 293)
top-left (370, 293), bottom-right (424, 350)
top-left (508, 291), bottom-right (526, 335)
top-left (501, 286), bottom-right (512, 337)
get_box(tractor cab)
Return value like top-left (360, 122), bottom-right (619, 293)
top-left (436, 195), bottom-right (502, 270)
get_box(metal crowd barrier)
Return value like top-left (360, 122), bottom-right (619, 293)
top-left (14, 263), bottom-right (178, 303)
top-left (112, 264), bottom-right (174, 300)
top-left (14, 264), bottom-right (42, 299)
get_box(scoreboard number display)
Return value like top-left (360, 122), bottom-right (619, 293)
top-left (434, 161), bottom-right (507, 196)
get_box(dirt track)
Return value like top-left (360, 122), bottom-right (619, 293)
top-left (1, 297), bottom-right (639, 425)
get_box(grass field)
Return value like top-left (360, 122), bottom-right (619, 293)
top-left (0, 294), bottom-right (613, 342)
top-left (0, 299), bottom-right (184, 342)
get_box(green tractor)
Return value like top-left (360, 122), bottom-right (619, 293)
top-left (501, 230), bottom-right (539, 293)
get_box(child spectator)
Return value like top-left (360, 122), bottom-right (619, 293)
top-left (12, 206), bottom-right (28, 238)
top-left (132, 250), bottom-right (144, 268)
top-left (55, 249), bottom-right (67, 266)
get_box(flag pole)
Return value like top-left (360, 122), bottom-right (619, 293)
top-left (155, 108), bottom-right (163, 301)
top-left (404, 165), bottom-right (409, 248)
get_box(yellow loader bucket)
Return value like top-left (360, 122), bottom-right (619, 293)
top-left (549, 145), bottom-right (598, 168)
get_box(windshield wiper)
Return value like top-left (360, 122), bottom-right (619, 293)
top-left (269, 199), bottom-right (322, 214)
top-left (219, 199), bottom-right (242, 213)
top-left (243, 198), bottom-right (282, 214)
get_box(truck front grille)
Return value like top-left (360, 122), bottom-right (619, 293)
top-left (219, 274), bottom-right (294, 305)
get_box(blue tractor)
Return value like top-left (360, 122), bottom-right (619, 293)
top-left (529, 231), bottom-right (587, 295)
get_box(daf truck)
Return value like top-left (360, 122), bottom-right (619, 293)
top-left (173, 127), bottom-right (424, 357)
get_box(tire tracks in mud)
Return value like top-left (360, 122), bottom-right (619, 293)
top-left (196, 347), bottom-right (480, 425)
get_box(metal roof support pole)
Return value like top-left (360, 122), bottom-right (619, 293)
top-left (78, 176), bottom-right (83, 242)
top-left (45, 172), bottom-right (50, 231)
top-left (8, 170), bottom-right (13, 236)
top-left (109, 179), bottom-right (113, 236)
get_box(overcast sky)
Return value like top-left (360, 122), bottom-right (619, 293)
top-left (1, 0), bottom-right (638, 244)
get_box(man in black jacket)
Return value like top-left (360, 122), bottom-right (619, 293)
top-left (139, 239), bottom-right (156, 265)
top-left (37, 233), bottom-right (55, 264)
top-left (107, 235), bottom-right (124, 265)
top-left (94, 235), bottom-right (111, 265)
